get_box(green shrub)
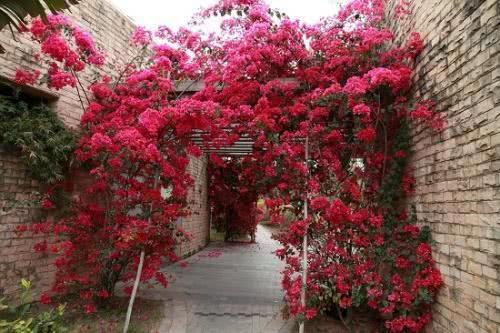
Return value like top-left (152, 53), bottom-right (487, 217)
top-left (0, 279), bottom-right (66, 333)
top-left (0, 92), bottom-right (76, 184)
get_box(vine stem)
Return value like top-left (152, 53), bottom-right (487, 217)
top-left (70, 69), bottom-right (90, 108)
top-left (74, 81), bottom-right (86, 112)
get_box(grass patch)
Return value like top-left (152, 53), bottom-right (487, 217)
top-left (64, 297), bottom-right (164, 333)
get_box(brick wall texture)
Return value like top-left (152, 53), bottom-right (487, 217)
top-left (388, 0), bottom-right (500, 332)
top-left (177, 154), bottom-right (210, 258)
top-left (0, 0), bottom-right (209, 297)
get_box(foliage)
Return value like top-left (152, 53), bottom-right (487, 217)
top-left (0, 92), bottom-right (75, 184)
top-left (0, 0), bottom-right (79, 53)
top-left (16, 13), bottom-right (209, 313)
top-left (14, 0), bottom-right (444, 331)
top-left (208, 157), bottom-right (260, 240)
top-left (0, 279), bottom-right (66, 333)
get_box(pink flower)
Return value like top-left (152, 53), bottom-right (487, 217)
top-left (40, 293), bottom-right (51, 305)
top-left (305, 308), bottom-right (317, 320)
top-left (84, 303), bottom-right (96, 314)
top-left (395, 256), bottom-right (411, 269)
top-left (64, 51), bottom-right (85, 71)
top-left (402, 225), bottom-right (420, 238)
top-left (416, 243), bottom-right (432, 264)
top-left (360, 27), bottom-right (393, 51)
top-left (339, 297), bottom-right (352, 308)
top-left (406, 32), bottom-right (424, 58)
top-left (90, 133), bottom-right (112, 151)
top-left (310, 196), bottom-right (329, 211)
top-left (365, 67), bottom-right (397, 87)
top-left (73, 28), bottom-right (95, 52)
top-left (47, 14), bottom-right (71, 26)
top-left (47, 65), bottom-right (76, 90)
top-left (248, 3), bottom-right (270, 22)
top-left (368, 215), bottom-right (383, 228)
top-left (323, 82), bottom-right (342, 96)
top-left (41, 198), bottom-right (55, 210)
top-left (130, 26), bottom-right (152, 46)
top-left (410, 101), bottom-right (445, 130)
top-left (343, 76), bottom-right (369, 95)
top-left (356, 126), bottom-right (376, 143)
top-left (15, 69), bottom-right (40, 85)
top-left (41, 34), bottom-right (70, 62)
top-left (143, 144), bottom-right (161, 162)
top-left (326, 130), bottom-right (343, 143)
top-left (34, 241), bottom-right (48, 252)
top-left (88, 52), bottom-right (105, 66)
top-left (352, 103), bottom-right (371, 117)
top-left (153, 56), bottom-right (172, 72)
top-left (115, 128), bottom-right (145, 148)
top-left (29, 18), bottom-right (47, 38)
top-left (138, 109), bottom-right (164, 135)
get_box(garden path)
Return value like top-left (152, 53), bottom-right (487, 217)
top-left (139, 225), bottom-right (296, 333)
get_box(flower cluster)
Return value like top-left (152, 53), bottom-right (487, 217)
top-left (15, 14), bottom-right (104, 90)
top-left (208, 157), bottom-right (261, 240)
top-left (18, 22), bottom-right (214, 312)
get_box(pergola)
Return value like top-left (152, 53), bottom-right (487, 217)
top-left (175, 80), bottom-right (256, 157)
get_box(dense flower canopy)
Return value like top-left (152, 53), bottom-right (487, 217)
top-left (16, 0), bottom-right (443, 331)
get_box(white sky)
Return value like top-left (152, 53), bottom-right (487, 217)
top-left (108, 0), bottom-right (342, 30)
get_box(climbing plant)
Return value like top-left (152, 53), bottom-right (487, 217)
top-left (191, 1), bottom-right (444, 331)
top-left (0, 92), bottom-right (75, 184)
top-left (208, 157), bottom-right (261, 241)
top-left (15, 14), bottom-right (213, 317)
top-left (14, 0), bottom-right (444, 331)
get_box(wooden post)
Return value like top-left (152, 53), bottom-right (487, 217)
top-left (123, 250), bottom-right (145, 333)
top-left (123, 172), bottom-right (159, 333)
top-left (299, 135), bottom-right (309, 333)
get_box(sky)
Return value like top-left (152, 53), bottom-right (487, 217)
top-left (108, 0), bottom-right (342, 30)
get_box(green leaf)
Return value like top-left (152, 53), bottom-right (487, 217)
top-left (21, 278), bottom-right (31, 290)
top-left (0, 93), bottom-right (76, 184)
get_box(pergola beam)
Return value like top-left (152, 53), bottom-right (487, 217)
top-left (182, 79), bottom-right (296, 156)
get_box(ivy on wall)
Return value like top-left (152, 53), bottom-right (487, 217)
top-left (0, 91), bottom-right (76, 184)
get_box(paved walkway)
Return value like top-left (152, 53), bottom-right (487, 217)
top-left (139, 225), bottom-right (295, 333)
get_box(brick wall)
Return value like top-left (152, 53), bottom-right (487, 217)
top-left (0, 0), bottom-right (209, 297)
top-left (177, 154), bottom-right (210, 258)
top-left (0, 147), bottom-right (53, 296)
top-left (388, 0), bottom-right (500, 332)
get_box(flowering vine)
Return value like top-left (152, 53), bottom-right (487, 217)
top-left (189, 0), bottom-right (443, 331)
top-left (14, 0), bottom-right (444, 331)
top-left (15, 14), bottom-right (215, 314)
